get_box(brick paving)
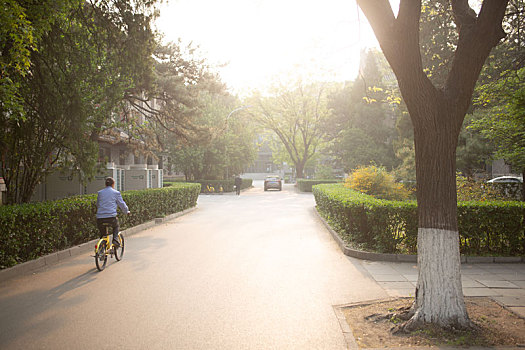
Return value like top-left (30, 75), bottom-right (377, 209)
top-left (360, 261), bottom-right (525, 318)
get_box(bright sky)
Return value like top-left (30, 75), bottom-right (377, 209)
top-left (155, 0), bottom-right (392, 95)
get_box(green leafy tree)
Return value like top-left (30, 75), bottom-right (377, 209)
top-left (170, 147), bottom-right (205, 181)
top-left (168, 91), bottom-right (257, 180)
top-left (478, 0), bottom-right (525, 85)
top-left (327, 49), bottom-right (398, 172)
top-left (224, 117), bottom-right (258, 178)
top-left (0, 0), bottom-right (33, 119)
top-left (391, 107), bottom-right (416, 182)
top-left (264, 130), bottom-right (322, 177)
top-left (393, 138), bottom-right (417, 183)
top-left (0, 0), bottom-right (158, 203)
top-left (127, 41), bottom-right (219, 147)
top-left (332, 127), bottom-right (394, 172)
top-left (0, 0), bottom-right (65, 121)
top-left (250, 81), bottom-right (333, 178)
top-left (314, 164), bottom-right (336, 179)
top-left (472, 68), bottom-right (525, 199)
top-left (456, 113), bottom-right (494, 178)
top-left (419, 0), bottom-right (458, 87)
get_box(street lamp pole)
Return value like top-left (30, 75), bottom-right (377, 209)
top-left (226, 105), bottom-right (252, 123)
top-left (225, 105), bottom-right (251, 180)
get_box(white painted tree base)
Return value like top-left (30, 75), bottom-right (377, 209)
top-left (407, 228), bottom-right (471, 329)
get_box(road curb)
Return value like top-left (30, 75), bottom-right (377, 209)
top-left (0, 206), bottom-right (198, 283)
top-left (313, 207), bottom-right (524, 264)
top-left (313, 208), bottom-right (417, 263)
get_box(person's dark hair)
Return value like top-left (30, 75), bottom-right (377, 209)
top-left (105, 177), bottom-right (115, 187)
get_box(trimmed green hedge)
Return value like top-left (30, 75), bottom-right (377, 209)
top-left (165, 179), bottom-right (253, 193)
top-left (297, 179), bottom-right (341, 192)
top-left (194, 179), bottom-right (253, 193)
top-left (457, 200), bottom-right (525, 256)
top-left (165, 179), bottom-right (254, 193)
top-left (163, 179), bottom-right (187, 187)
top-left (0, 183), bottom-right (200, 269)
top-left (487, 182), bottom-right (523, 201)
top-left (313, 183), bottom-right (525, 256)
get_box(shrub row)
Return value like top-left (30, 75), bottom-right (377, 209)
top-left (192, 179), bottom-right (253, 193)
top-left (487, 182), bottom-right (523, 201)
top-left (297, 179), bottom-right (341, 192)
top-left (0, 183), bottom-right (201, 269)
top-left (164, 179), bottom-right (254, 193)
top-left (162, 178), bottom-right (187, 186)
top-left (164, 179), bottom-right (253, 193)
top-left (313, 183), bottom-right (525, 256)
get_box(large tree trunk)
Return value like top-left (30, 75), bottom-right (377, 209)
top-left (408, 108), bottom-right (470, 328)
top-left (295, 159), bottom-right (306, 179)
top-left (413, 228), bottom-right (468, 327)
top-left (356, 0), bottom-right (508, 329)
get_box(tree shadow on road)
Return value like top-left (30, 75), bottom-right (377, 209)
top-left (0, 269), bottom-right (98, 348)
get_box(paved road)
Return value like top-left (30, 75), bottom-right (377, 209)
top-left (0, 182), bottom-right (387, 349)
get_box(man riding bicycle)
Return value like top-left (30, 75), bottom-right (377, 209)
top-left (96, 177), bottom-right (130, 247)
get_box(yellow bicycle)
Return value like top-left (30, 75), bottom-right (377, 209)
top-left (94, 223), bottom-right (125, 271)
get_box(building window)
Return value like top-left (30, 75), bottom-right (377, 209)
top-left (119, 150), bottom-right (127, 166)
top-left (99, 147), bottom-right (110, 163)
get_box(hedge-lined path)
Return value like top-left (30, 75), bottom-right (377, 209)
top-left (0, 181), bottom-right (388, 349)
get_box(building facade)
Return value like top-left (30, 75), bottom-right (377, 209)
top-left (30, 99), bottom-right (163, 202)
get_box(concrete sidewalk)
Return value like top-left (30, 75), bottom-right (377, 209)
top-left (358, 260), bottom-right (525, 318)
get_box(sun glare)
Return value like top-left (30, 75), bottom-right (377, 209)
top-left (155, 0), bottom-right (383, 94)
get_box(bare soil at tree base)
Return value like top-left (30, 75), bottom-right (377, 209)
top-left (342, 297), bottom-right (525, 348)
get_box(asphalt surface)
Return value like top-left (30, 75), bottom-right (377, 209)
top-left (0, 182), bottom-right (388, 349)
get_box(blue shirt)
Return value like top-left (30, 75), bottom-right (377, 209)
top-left (96, 186), bottom-right (129, 219)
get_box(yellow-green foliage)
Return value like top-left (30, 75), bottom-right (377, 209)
top-left (344, 165), bottom-right (411, 200)
top-left (456, 174), bottom-right (501, 202)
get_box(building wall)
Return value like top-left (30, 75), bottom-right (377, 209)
top-left (31, 172), bottom-right (83, 202)
top-left (30, 143), bottom-right (161, 202)
top-left (0, 178), bottom-right (5, 205)
top-left (490, 159), bottom-right (513, 178)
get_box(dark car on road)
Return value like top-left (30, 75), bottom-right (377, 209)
top-left (264, 175), bottom-right (282, 191)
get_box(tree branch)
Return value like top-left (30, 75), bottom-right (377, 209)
top-left (398, 0), bottom-right (422, 33)
top-left (358, 0), bottom-right (438, 127)
top-left (450, 0), bottom-right (477, 29)
top-left (356, 0), bottom-right (395, 44)
top-left (445, 0), bottom-right (509, 122)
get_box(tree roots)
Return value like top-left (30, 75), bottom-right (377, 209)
top-left (365, 304), bottom-right (477, 335)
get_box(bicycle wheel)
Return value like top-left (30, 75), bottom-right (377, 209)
top-left (114, 233), bottom-right (125, 261)
top-left (95, 240), bottom-right (108, 271)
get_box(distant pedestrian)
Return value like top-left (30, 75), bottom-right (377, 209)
top-left (234, 175), bottom-right (242, 195)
